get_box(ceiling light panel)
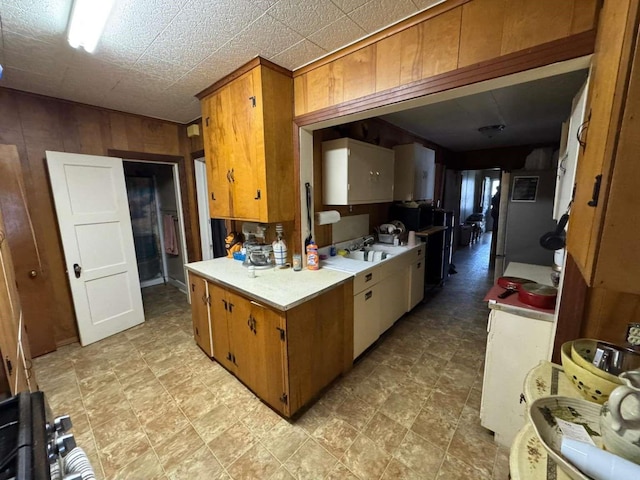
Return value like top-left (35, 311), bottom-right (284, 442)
top-left (68, 0), bottom-right (115, 53)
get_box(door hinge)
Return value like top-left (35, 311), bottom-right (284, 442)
top-left (254, 190), bottom-right (261, 200)
top-left (276, 327), bottom-right (285, 341)
top-left (249, 96), bottom-right (256, 107)
top-left (205, 117), bottom-right (210, 127)
top-left (5, 357), bottom-right (12, 376)
top-left (232, 354), bottom-right (237, 365)
top-left (279, 393), bottom-right (288, 405)
top-left (211, 192), bottom-right (216, 201)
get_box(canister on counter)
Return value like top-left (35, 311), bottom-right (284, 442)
top-left (292, 254), bottom-right (302, 271)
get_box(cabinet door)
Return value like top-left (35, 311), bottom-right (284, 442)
top-left (379, 269), bottom-right (408, 333)
top-left (208, 282), bottom-right (235, 371)
top-left (189, 273), bottom-right (213, 357)
top-left (226, 292), bottom-right (287, 413)
top-left (408, 260), bottom-right (425, 310)
top-left (204, 88), bottom-right (232, 218)
top-left (368, 147), bottom-right (395, 202)
top-left (566, 0), bottom-right (638, 288)
top-left (480, 309), bottom-right (553, 447)
top-left (416, 147), bottom-right (435, 201)
top-left (228, 68), bottom-right (265, 221)
top-left (353, 285), bottom-right (380, 359)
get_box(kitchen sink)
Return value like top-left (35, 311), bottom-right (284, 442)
top-left (344, 248), bottom-right (394, 262)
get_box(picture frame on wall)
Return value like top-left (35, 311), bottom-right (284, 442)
top-left (511, 176), bottom-right (539, 202)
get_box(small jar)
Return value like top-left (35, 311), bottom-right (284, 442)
top-left (292, 254), bottom-right (302, 271)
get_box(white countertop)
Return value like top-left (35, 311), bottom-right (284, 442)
top-left (487, 262), bottom-right (556, 322)
top-left (503, 262), bottom-right (553, 286)
top-left (186, 257), bottom-right (352, 311)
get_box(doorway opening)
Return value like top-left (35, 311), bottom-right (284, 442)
top-left (123, 160), bottom-right (188, 294)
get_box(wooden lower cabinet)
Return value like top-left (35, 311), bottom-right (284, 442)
top-left (188, 273), bottom-right (213, 357)
top-left (189, 272), bottom-right (353, 417)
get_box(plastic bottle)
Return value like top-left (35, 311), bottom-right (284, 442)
top-left (561, 437), bottom-right (640, 480)
top-left (272, 224), bottom-right (287, 267)
top-left (306, 241), bottom-right (320, 270)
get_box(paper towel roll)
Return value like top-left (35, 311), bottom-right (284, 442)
top-left (315, 210), bottom-right (341, 225)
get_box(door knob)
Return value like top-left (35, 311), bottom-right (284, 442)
top-left (29, 270), bottom-right (37, 278)
top-left (73, 263), bottom-right (82, 278)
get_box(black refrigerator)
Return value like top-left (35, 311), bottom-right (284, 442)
top-left (425, 210), bottom-right (454, 285)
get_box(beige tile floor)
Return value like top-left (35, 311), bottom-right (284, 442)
top-left (34, 234), bottom-right (509, 479)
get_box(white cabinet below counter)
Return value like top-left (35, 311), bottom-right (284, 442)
top-left (334, 243), bottom-right (425, 360)
top-left (322, 138), bottom-right (394, 205)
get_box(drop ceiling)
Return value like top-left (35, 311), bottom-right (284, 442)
top-left (0, 0), bottom-right (445, 123)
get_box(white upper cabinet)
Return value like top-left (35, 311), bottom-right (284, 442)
top-left (322, 138), bottom-right (394, 205)
top-left (393, 143), bottom-right (436, 201)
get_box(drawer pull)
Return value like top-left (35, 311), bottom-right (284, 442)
top-left (417, 262), bottom-right (421, 269)
top-left (365, 291), bottom-right (373, 300)
top-left (365, 273), bottom-right (373, 282)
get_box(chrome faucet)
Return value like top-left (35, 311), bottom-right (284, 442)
top-left (363, 235), bottom-right (375, 247)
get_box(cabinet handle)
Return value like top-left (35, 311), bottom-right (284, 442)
top-left (226, 170), bottom-right (231, 183)
top-left (229, 168), bottom-right (234, 182)
top-left (418, 249), bottom-right (422, 256)
top-left (211, 192), bottom-right (216, 201)
top-left (249, 96), bottom-right (256, 107)
top-left (417, 262), bottom-right (421, 269)
top-left (365, 273), bottom-right (373, 282)
top-left (222, 299), bottom-right (228, 311)
top-left (191, 283), bottom-right (195, 292)
top-left (228, 303), bottom-right (234, 313)
top-left (365, 291), bottom-right (373, 300)
top-left (587, 174), bottom-right (602, 207)
top-left (254, 190), bottom-right (261, 200)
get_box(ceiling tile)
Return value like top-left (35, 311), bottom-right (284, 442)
top-left (100, 0), bottom-right (182, 50)
top-left (0, 3), bottom-right (70, 44)
top-left (348, 0), bottom-right (418, 33)
top-left (1, 32), bottom-right (72, 80)
top-left (268, 0), bottom-right (344, 37)
top-left (143, 0), bottom-right (265, 67)
top-left (219, 14), bottom-right (304, 67)
top-left (60, 58), bottom-right (130, 94)
top-left (270, 39), bottom-right (327, 70)
top-left (330, 0), bottom-right (369, 14)
top-left (308, 15), bottom-right (367, 52)
top-left (131, 54), bottom-right (192, 83)
top-left (86, 40), bottom-right (144, 69)
top-left (0, 66), bottom-right (63, 98)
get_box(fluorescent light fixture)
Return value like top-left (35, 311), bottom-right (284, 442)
top-left (67, 0), bottom-right (115, 53)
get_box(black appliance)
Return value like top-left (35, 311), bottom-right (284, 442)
top-left (0, 391), bottom-right (76, 480)
top-left (425, 210), bottom-right (454, 286)
top-left (389, 203), bottom-right (434, 232)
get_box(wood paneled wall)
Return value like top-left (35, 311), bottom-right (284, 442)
top-left (313, 118), bottom-right (448, 247)
top-left (0, 88), bottom-right (197, 348)
top-left (293, 0), bottom-right (598, 118)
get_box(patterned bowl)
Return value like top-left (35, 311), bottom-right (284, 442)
top-left (561, 341), bottom-right (620, 404)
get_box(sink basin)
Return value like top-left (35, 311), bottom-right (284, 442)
top-left (344, 249), bottom-right (394, 262)
top-left (367, 243), bottom-right (406, 254)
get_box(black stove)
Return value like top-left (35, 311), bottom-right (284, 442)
top-left (0, 392), bottom-right (77, 480)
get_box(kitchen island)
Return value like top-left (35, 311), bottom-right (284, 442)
top-left (186, 258), bottom-right (353, 418)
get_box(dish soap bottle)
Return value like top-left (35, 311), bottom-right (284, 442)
top-left (306, 241), bottom-right (320, 270)
top-left (273, 224), bottom-right (287, 267)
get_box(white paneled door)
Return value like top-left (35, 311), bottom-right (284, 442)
top-left (46, 152), bottom-right (144, 346)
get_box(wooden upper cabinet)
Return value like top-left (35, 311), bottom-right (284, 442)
top-left (198, 58), bottom-right (295, 223)
top-left (566, 0), bottom-right (640, 293)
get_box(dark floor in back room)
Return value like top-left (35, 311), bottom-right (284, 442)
top-left (34, 232), bottom-right (509, 480)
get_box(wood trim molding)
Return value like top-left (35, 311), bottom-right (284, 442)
top-left (196, 56), bottom-right (293, 99)
top-left (293, 0), bottom-right (471, 77)
top-left (191, 149), bottom-right (205, 160)
top-left (294, 29), bottom-right (596, 127)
